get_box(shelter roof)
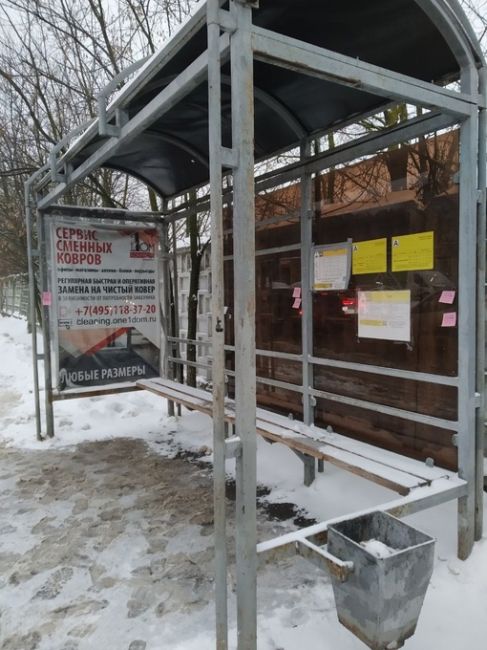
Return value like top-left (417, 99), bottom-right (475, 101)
top-left (50, 1), bottom-right (485, 199)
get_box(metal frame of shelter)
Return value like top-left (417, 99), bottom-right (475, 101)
top-left (25, 1), bottom-right (486, 648)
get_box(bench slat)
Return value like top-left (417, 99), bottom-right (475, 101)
top-left (142, 377), bottom-right (452, 481)
top-left (253, 407), bottom-right (453, 483)
top-left (137, 377), bottom-right (453, 495)
top-left (252, 420), bottom-right (423, 495)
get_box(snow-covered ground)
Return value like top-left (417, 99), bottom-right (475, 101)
top-left (0, 314), bottom-right (486, 649)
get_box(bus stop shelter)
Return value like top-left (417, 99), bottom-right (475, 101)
top-left (26, 1), bottom-right (486, 648)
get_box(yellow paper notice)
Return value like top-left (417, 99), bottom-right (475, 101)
top-left (352, 238), bottom-right (387, 275)
top-left (366, 290), bottom-right (411, 303)
top-left (391, 231), bottom-right (434, 272)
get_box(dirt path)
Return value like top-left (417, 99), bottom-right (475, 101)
top-left (0, 439), bottom-right (318, 650)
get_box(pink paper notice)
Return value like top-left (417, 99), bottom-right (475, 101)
top-left (292, 298), bottom-right (302, 309)
top-left (441, 312), bottom-right (457, 328)
top-left (42, 291), bottom-right (52, 306)
top-left (439, 290), bottom-right (456, 305)
top-left (293, 287), bottom-right (302, 298)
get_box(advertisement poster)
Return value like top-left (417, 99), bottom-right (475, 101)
top-left (313, 242), bottom-right (351, 291)
top-left (357, 290), bottom-right (411, 342)
top-left (50, 220), bottom-right (161, 390)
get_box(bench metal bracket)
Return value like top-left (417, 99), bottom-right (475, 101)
top-left (292, 449), bottom-right (316, 486)
top-left (221, 146), bottom-right (239, 169)
top-left (225, 435), bottom-right (242, 459)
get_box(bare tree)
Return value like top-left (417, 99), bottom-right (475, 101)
top-left (460, 0), bottom-right (487, 46)
top-left (0, 0), bottom-right (197, 274)
top-left (184, 190), bottom-right (210, 387)
top-left (0, 0), bottom-right (216, 391)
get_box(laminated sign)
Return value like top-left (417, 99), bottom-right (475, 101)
top-left (313, 242), bottom-right (351, 291)
top-left (50, 220), bottom-right (161, 390)
top-left (357, 290), bottom-right (411, 342)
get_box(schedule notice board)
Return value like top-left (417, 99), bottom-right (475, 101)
top-left (50, 220), bottom-right (161, 390)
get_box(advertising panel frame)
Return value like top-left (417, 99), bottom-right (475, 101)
top-left (48, 216), bottom-right (162, 393)
top-left (34, 207), bottom-right (166, 427)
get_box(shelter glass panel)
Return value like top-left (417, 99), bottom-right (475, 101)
top-left (256, 357), bottom-right (302, 386)
top-left (223, 184), bottom-right (301, 258)
top-left (314, 396), bottom-right (458, 471)
top-left (311, 130), bottom-right (459, 377)
top-left (225, 350), bottom-right (302, 417)
top-left (243, 130), bottom-right (460, 468)
top-left (310, 130), bottom-right (460, 468)
top-left (313, 366), bottom-right (457, 420)
top-left (255, 251), bottom-right (302, 355)
top-left (258, 385), bottom-right (302, 419)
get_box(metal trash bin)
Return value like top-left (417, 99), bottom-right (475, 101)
top-left (327, 511), bottom-right (435, 650)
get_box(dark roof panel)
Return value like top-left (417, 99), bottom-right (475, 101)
top-left (71, 0), bottom-right (477, 198)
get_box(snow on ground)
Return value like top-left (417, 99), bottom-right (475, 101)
top-left (0, 314), bottom-right (486, 650)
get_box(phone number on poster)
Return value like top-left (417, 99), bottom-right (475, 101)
top-left (77, 304), bottom-right (157, 316)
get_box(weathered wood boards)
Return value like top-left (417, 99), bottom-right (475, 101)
top-left (138, 377), bottom-right (458, 496)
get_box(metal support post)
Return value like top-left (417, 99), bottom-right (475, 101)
top-left (24, 180), bottom-right (43, 441)
top-left (171, 220), bottom-right (183, 416)
top-left (230, 1), bottom-right (257, 648)
top-left (161, 221), bottom-right (175, 417)
top-left (457, 66), bottom-right (479, 560)
top-left (207, 1), bottom-right (229, 647)
top-left (37, 210), bottom-right (55, 438)
top-left (475, 67), bottom-right (486, 541)
top-left (300, 139), bottom-right (316, 484)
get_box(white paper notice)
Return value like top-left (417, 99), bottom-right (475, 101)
top-left (313, 245), bottom-right (351, 291)
top-left (357, 290), bottom-right (411, 342)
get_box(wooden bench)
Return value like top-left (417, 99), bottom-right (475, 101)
top-left (138, 377), bottom-right (459, 496)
